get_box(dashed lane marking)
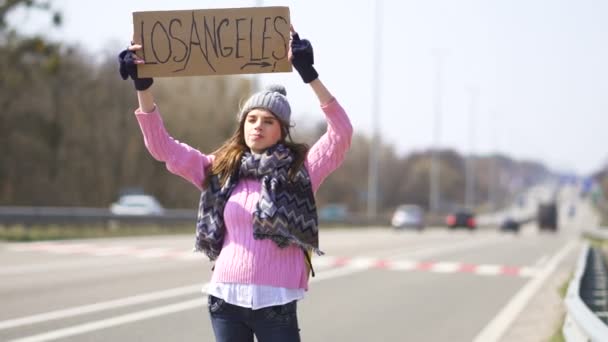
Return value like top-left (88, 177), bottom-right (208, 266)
top-left (315, 255), bottom-right (536, 277)
top-left (8, 242), bottom-right (537, 278)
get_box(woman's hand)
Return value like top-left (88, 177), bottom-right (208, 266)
top-left (289, 26), bottom-right (319, 84)
top-left (118, 44), bottom-right (154, 91)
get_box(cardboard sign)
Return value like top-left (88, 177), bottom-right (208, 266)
top-left (132, 7), bottom-right (291, 77)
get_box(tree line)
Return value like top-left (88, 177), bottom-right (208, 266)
top-left (5, 1), bottom-right (600, 217)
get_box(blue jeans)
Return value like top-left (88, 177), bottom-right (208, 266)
top-left (208, 295), bottom-right (301, 342)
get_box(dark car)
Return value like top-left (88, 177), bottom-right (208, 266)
top-left (500, 217), bottom-right (520, 233)
top-left (318, 204), bottom-right (348, 223)
top-left (446, 211), bottom-right (476, 229)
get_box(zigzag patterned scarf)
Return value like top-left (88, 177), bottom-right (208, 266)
top-left (194, 144), bottom-right (321, 261)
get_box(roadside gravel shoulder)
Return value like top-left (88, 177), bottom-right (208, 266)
top-left (499, 246), bottom-right (578, 342)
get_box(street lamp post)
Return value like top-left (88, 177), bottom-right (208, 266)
top-left (367, 0), bottom-right (383, 221)
top-left (465, 87), bottom-right (478, 209)
top-left (251, 0), bottom-right (264, 92)
top-left (430, 50), bottom-right (445, 213)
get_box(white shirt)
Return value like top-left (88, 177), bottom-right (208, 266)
top-left (206, 282), bottom-right (305, 310)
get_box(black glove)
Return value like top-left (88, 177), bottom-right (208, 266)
top-left (291, 33), bottom-right (318, 83)
top-left (118, 49), bottom-right (154, 91)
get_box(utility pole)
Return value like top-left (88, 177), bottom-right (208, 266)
top-left (465, 87), bottom-right (478, 210)
top-left (367, 0), bottom-right (383, 221)
top-left (429, 50), bottom-right (445, 213)
top-left (489, 109), bottom-right (499, 211)
top-left (251, 0), bottom-right (264, 92)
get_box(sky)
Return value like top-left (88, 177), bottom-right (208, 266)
top-left (8, 0), bottom-right (608, 175)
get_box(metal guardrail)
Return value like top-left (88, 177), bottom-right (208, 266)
top-left (563, 241), bottom-right (608, 341)
top-left (0, 205), bottom-right (534, 228)
top-left (0, 206), bottom-right (197, 226)
top-left (0, 206), bottom-right (378, 227)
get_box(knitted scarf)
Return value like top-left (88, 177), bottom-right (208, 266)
top-left (194, 144), bottom-right (321, 261)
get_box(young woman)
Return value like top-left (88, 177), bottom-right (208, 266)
top-left (118, 28), bottom-right (352, 342)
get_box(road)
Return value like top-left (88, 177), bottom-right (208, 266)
top-left (0, 229), bottom-right (580, 341)
top-left (0, 186), bottom-right (599, 341)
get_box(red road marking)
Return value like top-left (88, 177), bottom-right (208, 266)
top-left (9, 243), bottom-right (536, 277)
top-left (500, 266), bottom-right (520, 276)
top-left (415, 262), bottom-right (435, 271)
top-left (459, 263), bottom-right (477, 273)
top-left (374, 259), bottom-right (390, 269)
top-left (332, 257), bottom-right (350, 267)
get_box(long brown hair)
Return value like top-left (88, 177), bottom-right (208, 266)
top-left (203, 116), bottom-right (309, 189)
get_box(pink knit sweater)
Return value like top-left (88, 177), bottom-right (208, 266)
top-left (135, 98), bottom-right (352, 290)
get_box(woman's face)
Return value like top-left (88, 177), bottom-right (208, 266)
top-left (243, 109), bottom-right (283, 153)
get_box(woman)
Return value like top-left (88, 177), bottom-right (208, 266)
top-left (118, 28), bottom-right (352, 341)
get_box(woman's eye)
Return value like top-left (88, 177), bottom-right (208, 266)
top-left (264, 120), bottom-right (274, 125)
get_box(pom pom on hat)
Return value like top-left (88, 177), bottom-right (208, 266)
top-left (266, 84), bottom-right (287, 96)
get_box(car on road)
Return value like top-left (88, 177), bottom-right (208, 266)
top-left (110, 194), bottom-right (164, 216)
top-left (500, 217), bottom-right (520, 233)
top-left (446, 210), bottom-right (476, 229)
top-left (318, 204), bottom-right (348, 223)
top-left (567, 204), bottom-right (576, 218)
top-left (391, 204), bottom-right (425, 230)
top-left (516, 195), bottom-right (526, 208)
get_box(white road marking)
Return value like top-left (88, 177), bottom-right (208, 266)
top-left (535, 255), bottom-right (549, 268)
top-left (5, 264), bottom-right (372, 342)
top-left (390, 260), bottom-right (418, 271)
top-left (476, 264), bottom-right (501, 276)
top-left (431, 262), bottom-right (461, 273)
top-left (0, 259), bottom-right (132, 276)
top-left (9, 260), bottom-right (391, 342)
top-left (8, 234), bottom-right (501, 263)
top-left (472, 240), bottom-right (578, 342)
top-left (349, 257), bottom-right (376, 269)
top-left (3, 234), bottom-right (527, 341)
top-left (0, 284), bottom-right (204, 331)
top-left (518, 266), bottom-right (538, 278)
top-left (8, 299), bottom-right (205, 342)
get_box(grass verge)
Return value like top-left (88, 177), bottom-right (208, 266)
top-left (548, 274), bottom-right (572, 342)
top-left (0, 222), bottom-right (361, 242)
top-left (0, 224), bottom-right (194, 242)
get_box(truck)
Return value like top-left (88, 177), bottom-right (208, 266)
top-left (537, 202), bottom-right (558, 231)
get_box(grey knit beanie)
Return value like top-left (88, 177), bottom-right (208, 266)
top-left (239, 85), bottom-right (291, 124)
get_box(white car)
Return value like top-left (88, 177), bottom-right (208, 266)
top-left (391, 204), bottom-right (425, 230)
top-left (110, 194), bottom-right (164, 216)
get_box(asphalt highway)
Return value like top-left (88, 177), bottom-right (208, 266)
top-left (0, 224), bottom-right (583, 342)
top-left (0, 184), bottom-right (597, 341)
